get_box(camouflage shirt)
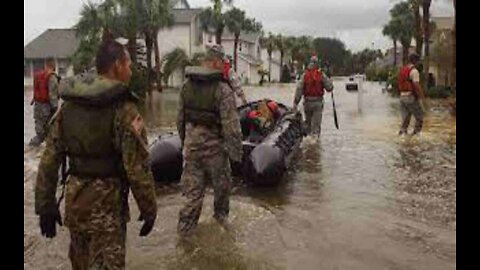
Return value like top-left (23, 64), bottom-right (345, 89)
top-left (48, 74), bottom-right (59, 108)
top-left (227, 69), bottom-right (247, 104)
top-left (35, 77), bottom-right (157, 233)
top-left (177, 78), bottom-right (243, 163)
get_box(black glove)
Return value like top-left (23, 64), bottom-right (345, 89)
top-left (39, 208), bottom-right (63, 238)
top-left (138, 213), bottom-right (156, 237)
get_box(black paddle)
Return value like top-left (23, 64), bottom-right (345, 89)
top-left (331, 91), bottom-right (339, 129)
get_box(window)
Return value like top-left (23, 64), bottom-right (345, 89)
top-left (32, 59), bottom-right (44, 73)
top-left (239, 42), bottom-right (242, 52)
top-left (58, 67), bottom-right (67, 76)
top-left (58, 60), bottom-right (67, 76)
top-left (208, 34), bottom-right (212, 43)
top-left (24, 61), bottom-right (31, 77)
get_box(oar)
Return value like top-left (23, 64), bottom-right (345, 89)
top-left (331, 91), bottom-right (339, 129)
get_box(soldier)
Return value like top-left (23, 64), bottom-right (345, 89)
top-left (223, 57), bottom-right (248, 105)
top-left (397, 53), bottom-right (426, 135)
top-left (293, 55), bottom-right (334, 137)
top-left (177, 45), bottom-right (243, 237)
top-left (34, 39), bottom-right (157, 270)
top-left (29, 58), bottom-right (60, 146)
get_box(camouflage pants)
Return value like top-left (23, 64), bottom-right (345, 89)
top-left (399, 95), bottom-right (424, 134)
top-left (303, 99), bottom-right (324, 136)
top-left (68, 223), bottom-right (127, 270)
top-left (178, 151), bottom-right (231, 235)
top-left (31, 102), bottom-right (53, 145)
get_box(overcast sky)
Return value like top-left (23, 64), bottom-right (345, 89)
top-left (24, 0), bottom-right (454, 52)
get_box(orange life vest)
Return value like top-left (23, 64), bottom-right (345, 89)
top-left (33, 70), bottom-right (55, 103)
top-left (398, 65), bottom-right (415, 93)
top-left (303, 69), bottom-right (324, 97)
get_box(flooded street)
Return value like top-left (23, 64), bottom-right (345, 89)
top-left (24, 79), bottom-right (456, 269)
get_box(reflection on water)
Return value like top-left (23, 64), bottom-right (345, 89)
top-left (24, 80), bottom-right (456, 269)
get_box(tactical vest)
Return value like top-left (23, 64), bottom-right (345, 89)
top-left (398, 65), bottom-right (415, 93)
top-left (182, 66), bottom-right (225, 128)
top-left (303, 69), bottom-right (324, 97)
top-left (59, 75), bottom-right (132, 178)
top-left (33, 70), bottom-right (56, 103)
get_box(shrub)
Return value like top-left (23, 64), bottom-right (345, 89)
top-left (426, 86), bottom-right (455, 99)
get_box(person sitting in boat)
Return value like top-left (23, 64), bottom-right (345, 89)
top-left (246, 100), bottom-right (281, 141)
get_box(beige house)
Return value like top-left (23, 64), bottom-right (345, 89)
top-left (221, 31), bottom-right (264, 85)
top-left (429, 16), bottom-right (455, 87)
top-left (24, 29), bottom-right (79, 87)
top-left (155, 1), bottom-right (268, 87)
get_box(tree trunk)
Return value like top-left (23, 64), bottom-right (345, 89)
top-left (234, 34), bottom-right (239, 72)
top-left (215, 26), bottom-right (223, 45)
top-left (127, 35), bottom-right (137, 63)
top-left (452, 0), bottom-right (456, 87)
top-left (153, 32), bottom-right (162, 92)
top-left (402, 42), bottom-right (409, 65)
top-left (279, 50), bottom-right (284, 80)
top-left (413, 2), bottom-right (423, 57)
top-left (422, 0), bottom-right (432, 91)
top-left (145, 32), bottom-right (153, 96)
top-left (268, 51), bottom-right (272, 82)
top-left (393, 40), bottom-right (397, 67)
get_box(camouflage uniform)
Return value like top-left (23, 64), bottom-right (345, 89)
top-left (30, 73), bottom-right (59, 146)
top-left (294, 69), bottom-right (334, 136)
top-left (176, 65), bottom-right (243, 236)
top-left (227, 68), bottom-right (247, 105)
top-left (35, 74), bottom-right (157, 270)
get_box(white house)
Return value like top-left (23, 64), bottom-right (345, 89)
top-left (157, 0), bottom-right (279, 87)
top-left (261, 49), bottom-right (282, 82)
top-left (221, 30), bottom-right (264, 85)
top-left (24, 29), bottom-right (79, 87)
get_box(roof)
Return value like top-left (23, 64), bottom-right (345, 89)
top-left (172, 8), bottom-right (202, 24)
top-left (432, 17), bottom-right (454, 30)
top-left (24, 29), bottom-right (79, 59)
top-left (172, 0), bottom-right (190, 9)
top-left (238, 53), bottom-right (262, 66)
top-left (222, 30), bottom-right (260, 44)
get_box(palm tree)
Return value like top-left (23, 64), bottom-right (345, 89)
top-left (138, 0), bottom-right (173, 93)
top-left (260, 33), bottom-right (276, 82)
top-left (75, 0), bottom-right (119, 42)
top-left (224, 7), bottom-right (250, 71)
top-left (390, 2), bottom-right (415, 64)
top-left (382, 23), bottom-right (399, 67)
top-left (199, 0), bottom-right (234, 45)
top-left (73, 0), bottom-right (122, 72)
top-left (422, 0), bottom-right (432, 89)
top-left (115, 0), bottom-right (143, 63)
top-left (409, 0), bottom-right (423, 57)
top-left (161, 48), bottom-right (205, 86)
top-left (274, 34), bottom-right (287, 79)
top-left (224, 8), bottom-right (259, 72)
top-left (294, 35), bottom-right (313, 71)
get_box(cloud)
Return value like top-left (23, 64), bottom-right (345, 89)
top-left (24, 0), bottom-right (454, 52)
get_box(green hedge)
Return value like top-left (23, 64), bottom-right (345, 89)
top-left (426, 86), bottom-right (455, 99)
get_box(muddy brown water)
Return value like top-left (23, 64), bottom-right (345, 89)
top-left (24, 79), bottom-right (456, 270)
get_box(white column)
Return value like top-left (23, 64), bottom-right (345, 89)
top-left (54, 58), bottom-right (59, 74)
top-left (356, 74), bottom-right (364, 113)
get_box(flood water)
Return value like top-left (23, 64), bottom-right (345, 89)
top-left (24, 79), bottom-right (456, 270)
